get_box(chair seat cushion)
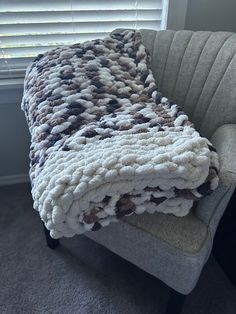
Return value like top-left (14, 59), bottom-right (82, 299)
top-left (123, 210), bottom-right (208, 254)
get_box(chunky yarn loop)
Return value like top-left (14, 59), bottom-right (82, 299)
top-left (22, 30), bottom-right (219, 238)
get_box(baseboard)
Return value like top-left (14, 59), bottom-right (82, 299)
top-left (0, 173), bottom-right (30, 186)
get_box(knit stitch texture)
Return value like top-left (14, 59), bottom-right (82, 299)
top-left (22, 30), bottom-right (220, 238)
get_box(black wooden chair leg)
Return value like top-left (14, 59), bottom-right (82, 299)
top-left (165, 288), bottom-right (186, 314)
top-left (43, 224), bottom-right (59, 249)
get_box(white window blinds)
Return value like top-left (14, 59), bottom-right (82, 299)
top-left (0, 0), bottom-right (169, 78)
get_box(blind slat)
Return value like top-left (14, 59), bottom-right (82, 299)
top-left (3, 46), bottom-right (65, 58)
top-left (0, 0), bottom-right (163, 12)
top-left (0, 10), bottom-right (161, 25)
top-left (1, 33), bottom-right (109, 49)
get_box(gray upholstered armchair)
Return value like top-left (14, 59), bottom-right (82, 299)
top-left (43, 29), bottom-right (236, 313)
top-left (84, 29), bottom-right (236, 312)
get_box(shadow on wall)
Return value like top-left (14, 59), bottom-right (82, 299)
top-left (0, 86), bottom-right (30, 178)
top-left (185, 0), bottom-right (236, 32)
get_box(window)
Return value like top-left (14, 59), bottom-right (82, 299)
top-left (0, 0), bottom-right (169, 79)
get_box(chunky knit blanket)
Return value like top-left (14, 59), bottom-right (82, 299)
top-left (22, 30), bottom-right (220, 238)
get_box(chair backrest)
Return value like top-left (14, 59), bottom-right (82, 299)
top-left (139, 29), bottom-right (236, 137)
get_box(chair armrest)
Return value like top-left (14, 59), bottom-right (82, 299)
top-left (211, 124), bottom-right (236, 174)
top-left (195, 124), bottom-right (236, 236)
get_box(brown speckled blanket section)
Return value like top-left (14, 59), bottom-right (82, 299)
top-left (22, 30), bottom-right (220, 238)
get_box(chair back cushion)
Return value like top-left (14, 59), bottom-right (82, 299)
top-left (139, 29), bottom-right (236, 137)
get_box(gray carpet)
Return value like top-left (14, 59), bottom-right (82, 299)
top-left (0, 184), bottom-right (236, 314)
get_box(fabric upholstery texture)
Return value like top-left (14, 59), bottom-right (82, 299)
top-left (122, 208), bottom-right (207, 254)
top-left (140, 29), bottom-right (236, 138)
top-left (211, 124), bottom-right (236, 174)
top-left (86, 29), bottom-right (236, 295)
